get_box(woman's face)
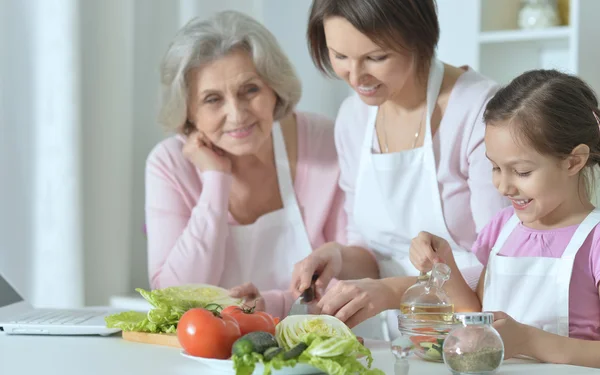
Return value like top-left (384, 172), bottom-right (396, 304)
top-left (323, 16), bottom-right (415, 107)
top-left (187, 49), bottom-right (278, 156)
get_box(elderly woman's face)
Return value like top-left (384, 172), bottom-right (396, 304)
top-left (187, 49), bottom-right (278, 156)
top-left (323, 16), bottom-right (414, 107)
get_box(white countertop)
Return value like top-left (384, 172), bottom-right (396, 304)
top-left (1, 333), bottom-right (598, 375)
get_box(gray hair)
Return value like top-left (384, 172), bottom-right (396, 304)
top-left (158, 10), bottom-right (302, 133)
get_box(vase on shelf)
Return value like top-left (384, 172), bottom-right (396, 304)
top-left (518, 0), bottom-right (560, 29)
top-left (558, 0), bottom-right (570, 25)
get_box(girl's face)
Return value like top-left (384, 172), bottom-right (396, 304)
top-left (485, 123), bottom-right (586, 228)
top-left (323, 16), bottom-right (414, 107)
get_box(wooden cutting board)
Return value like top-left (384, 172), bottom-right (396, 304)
top-left (122, 331), bottom-right (181, 348)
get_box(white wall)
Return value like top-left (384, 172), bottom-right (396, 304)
top-left (0, 0), bottom-right (36, 299)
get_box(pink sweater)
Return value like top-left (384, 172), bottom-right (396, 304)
top-left (335, 67), bottom-right (509, 286)
top-left (473, 207), bottom-right (600, 340)
top-left (145, 112), bottom-right (347, 318)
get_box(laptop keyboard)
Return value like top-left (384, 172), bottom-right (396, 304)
top-left (10, 310), bottom-right (106, 325)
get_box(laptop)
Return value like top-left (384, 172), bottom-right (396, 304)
top-left (0, 272), bottom-right (121, 336)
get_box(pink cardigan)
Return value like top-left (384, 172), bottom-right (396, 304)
top-left (145, 112), bottom-right (347, 318)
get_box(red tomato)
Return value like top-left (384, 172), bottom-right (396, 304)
top-left (177, 308), bottom-right (241, 359)
top-left (409, 335), bottom-right (438, 347)
top-left (222, 306), bottom-right (276, 335)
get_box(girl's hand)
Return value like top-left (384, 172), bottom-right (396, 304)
top-left (183, 130), bottom-right (232, 173)
top-left (491, 311), bottom-right (530, 359)
top-left (409, 231), bottom-right (452, 272)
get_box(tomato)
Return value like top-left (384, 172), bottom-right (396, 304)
top-left (177, 308), bottom-right (241, 359)
top-left (222, 306), bottom-right (276, 335)
top-left (409, 335), bottom-right (438, 347)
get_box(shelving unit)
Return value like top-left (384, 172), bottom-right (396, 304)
top-left (436, 0), bottom-right (600, 203)
top-left (436, 0), bottom-right (600, 94)
top-left (478, 26), bottom-right (571, 44)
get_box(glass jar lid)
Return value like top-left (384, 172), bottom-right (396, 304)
top-left (454, 312), bottom-right (494, 326)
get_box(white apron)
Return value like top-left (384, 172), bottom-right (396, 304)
top-left (219, 123), bottom-right (313, 297)
top-left (483, 209), bottom-right (600, 336)
top-left (353, 58), bottom-right (480, 340)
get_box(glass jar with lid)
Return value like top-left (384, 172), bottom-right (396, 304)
top-left (399, 262), bottom-right (453, 322)
top-left (442, 312), bottom-right (504, 375)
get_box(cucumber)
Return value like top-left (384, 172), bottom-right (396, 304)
top-left (232, 331), bottom-right (279, 356)
top-left (263, 347), bottom-right (284, 361)
top-left (283, 342), bottom-right (308, 360)
top-left (420, 342), bottom-right (435, 349)
top-left (425, 348), bottom-right (442, 361)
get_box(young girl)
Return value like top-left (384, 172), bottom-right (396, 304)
top-left (409, 69), bottom-right (600, 368)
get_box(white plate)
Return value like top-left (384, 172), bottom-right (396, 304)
top-left (180, 351), bottom-right (323, 375)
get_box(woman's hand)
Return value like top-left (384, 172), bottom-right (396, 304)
top-left (183, 130), bottom-right (232, 173)
top-left (409, 231), bottom-right (452, 272)
top-left (314, 278), bottom-right (393, 328)
top-left (491, 311), bottom-right (530, 360)
top-left (290, 242), bottom-right (343, 299)
top-left (228, 282), bottom-right (266, 312)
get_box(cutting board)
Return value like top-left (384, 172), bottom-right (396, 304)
top-left (122, 331), bottom-right (181, 348)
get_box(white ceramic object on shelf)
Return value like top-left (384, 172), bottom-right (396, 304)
top-left (518, 0), bottom-right (560, 29)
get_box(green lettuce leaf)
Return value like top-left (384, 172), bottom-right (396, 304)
top-left (302, 354), bottom-right (384, 375)
top-left (233, 352), bottom-right (299, 375)
top-left (233, 352), bottom-right (263, 375)
top-left (105, 284), bottom-right (241, 333)
top-left (104, 311), bottom-right (148, 331)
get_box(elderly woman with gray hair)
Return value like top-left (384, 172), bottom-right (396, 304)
top-left (145, 10), bottom-right (379, 319)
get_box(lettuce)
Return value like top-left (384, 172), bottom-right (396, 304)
top-left (105, 284), bottom-right (241, 333)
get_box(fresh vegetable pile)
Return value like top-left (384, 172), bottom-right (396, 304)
top-left (104, 284), bottom-right (242, 333)
top-left (176, 307), bottom-right (384, 375)
top-left (106, 285), bottom-right (384, 374)
top-left (231, 315), bottom-right (384, 375)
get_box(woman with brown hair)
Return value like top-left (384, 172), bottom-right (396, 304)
top-left (290, 0), bottom-right (508, 339)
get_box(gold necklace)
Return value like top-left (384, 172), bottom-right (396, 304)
top-left (379, 105), bottom-right (426, 153)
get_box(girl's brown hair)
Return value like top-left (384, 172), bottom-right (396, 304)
top-left (484, 69), bottom-right (600, 168)
top-left (307, 0), bottom-right (439, 78)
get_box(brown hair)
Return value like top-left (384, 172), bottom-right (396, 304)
top-left (484, 69), bottom-right (600, 168)
top-left (307, 0), bottom-right (439, 78)
top-left (484, 70), bottom-right (600, 200)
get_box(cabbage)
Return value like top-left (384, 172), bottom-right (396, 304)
top-left (275, 315), bottom-right (356, 351)
top-left (105, 284), bottom-right (241, 333)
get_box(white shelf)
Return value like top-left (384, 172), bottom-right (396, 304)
top-left (479, 26), bottom-right (572, 44)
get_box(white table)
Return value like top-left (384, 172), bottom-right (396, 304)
top-left (0, 333), bottom-right (598, 375)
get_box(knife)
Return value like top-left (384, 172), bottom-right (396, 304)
top-left (287, 274), bottom-right (319, 316)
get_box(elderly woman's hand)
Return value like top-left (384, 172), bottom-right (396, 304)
top-left (183, 130), bottom-right (232, 173)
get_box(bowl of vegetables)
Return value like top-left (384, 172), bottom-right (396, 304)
top-left (397, 312), bottom-right (461, 362)
top-left (179, 312), bottom-right (384, 375)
